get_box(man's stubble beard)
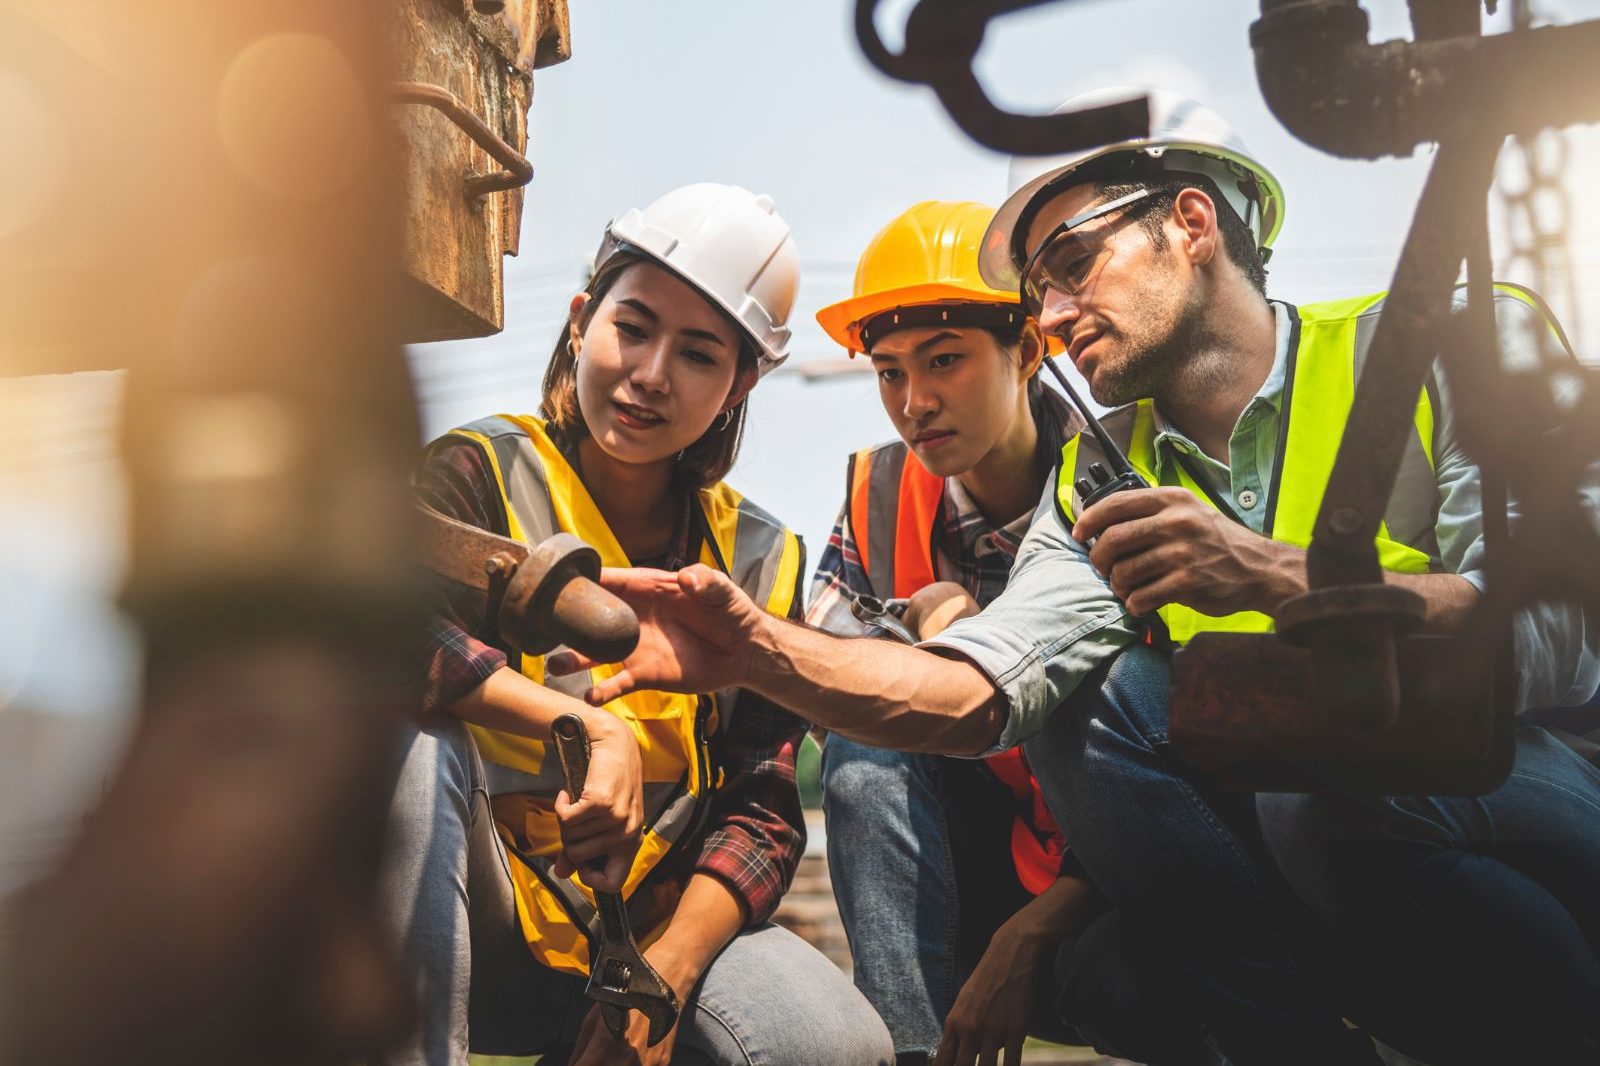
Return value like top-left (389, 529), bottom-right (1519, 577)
top-left (1089, 284), bottom-right (1208, 408)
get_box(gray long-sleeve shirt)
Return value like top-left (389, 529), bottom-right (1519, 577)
top-left (928, 297), bottom-right (1600, 756)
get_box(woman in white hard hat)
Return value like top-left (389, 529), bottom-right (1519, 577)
top-left (383, 183), bottom-right (894, 1066)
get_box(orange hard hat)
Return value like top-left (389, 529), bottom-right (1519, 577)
top-left (816, 201), bottom-right (1061, 356)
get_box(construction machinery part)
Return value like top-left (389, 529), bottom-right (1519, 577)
top-left (416, 504), bottom-right (640, 663)
top-left (392, 0), bottom-right (571, 341)
top-left (395, 82), bottom-right (535, 198)
top-left (1250, 0), bottom-right (1600, 160)
top-left (1170, 632), bottom-right (1510, 795)
top-left (854, 0), bottom-right (1150, 156)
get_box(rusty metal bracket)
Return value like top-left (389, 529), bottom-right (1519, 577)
top-left (394, 81), bottom-right (534, 198)
top-left (854, 0), bottom-right (1149, 155)
top-left (417, 504), bottom-right (639, 663)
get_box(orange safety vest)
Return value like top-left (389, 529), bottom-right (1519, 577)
top-left (845, 441), bottom-right (1066, 896)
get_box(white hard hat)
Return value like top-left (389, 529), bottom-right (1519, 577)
top-left (978, 88), bottom-right (1285, 291)
top-left (595, 183), bottom-right (800, 377)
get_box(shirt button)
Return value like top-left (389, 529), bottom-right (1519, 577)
top-left (1237, 489), bottom-right (1259, 510)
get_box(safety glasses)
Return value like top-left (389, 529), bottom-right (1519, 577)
top-left (1019, 188), bottom-right (1153, 318)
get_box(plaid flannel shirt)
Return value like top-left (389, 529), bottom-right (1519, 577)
top-left (807, 465), bottom-right (1034, 637)
top-left (417, 434), bottom-right (807, 926)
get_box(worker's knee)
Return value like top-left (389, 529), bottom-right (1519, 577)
top-left (1055, 909), bottom-right (1221, 1065)
top-left (1256, 791), bottom-right (1385, 925)
top-left (681, 924), bottom-right (895, 1065)
top-left (1031, 642), bottom-right (1175, 762)
top-left (819, 735), bottom-right (928, 815)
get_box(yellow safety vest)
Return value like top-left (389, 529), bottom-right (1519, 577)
top-left (1055, 287), bottom-right (1556, 644)
top-left (442, 415), bottom-right (802, 976)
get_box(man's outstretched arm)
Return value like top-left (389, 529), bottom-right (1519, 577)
top-left (547, 564), bottom-right (1007, 756)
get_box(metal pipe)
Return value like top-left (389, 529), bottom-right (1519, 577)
top-left (1252, 1), bottom-right (1600, 159)
top-left (1305, 133), bottom-right (1503, 592)
top-left (854, 0), bottom-right (1149, 155)
top-left (395, 81), bottom-right (534, 197)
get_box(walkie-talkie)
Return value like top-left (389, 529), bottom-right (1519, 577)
top-left (1041, 357), bottom-right (1149, 510)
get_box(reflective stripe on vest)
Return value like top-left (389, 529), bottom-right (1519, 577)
top-left (1052, 291), bottom-right (1493, 645)
top-left (446, 415), bottom-right (801, 976)
top-left (846, 441), bottom-right (1066, 895)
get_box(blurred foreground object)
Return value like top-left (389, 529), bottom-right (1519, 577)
top-left (0, 1), bottom-right (567, 1064)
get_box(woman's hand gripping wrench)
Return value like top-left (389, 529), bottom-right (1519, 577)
top-left (550, 714), bottom-right (681, 1046)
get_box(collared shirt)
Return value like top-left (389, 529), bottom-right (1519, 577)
top-left (929, 297), bottom-right (1600, 755)
top-left (416, 436), bottom-right (807, 927)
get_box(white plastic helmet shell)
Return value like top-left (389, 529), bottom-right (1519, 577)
top-left (594, 183), bottom-right (799, 377)
top-left (978, 88), bottom-right (1286, 291)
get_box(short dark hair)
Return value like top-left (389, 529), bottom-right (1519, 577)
top-left (977, 320), bottom-right (1078, 465)
top-left (1094, 174), bottom-right (1268, 295)
top-left (540, 252), bottom-right (758, 491)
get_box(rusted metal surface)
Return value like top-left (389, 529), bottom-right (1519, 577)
top-left (1251, 0), bottom-right (1600, 159)
top-left (391, 0), bottom-right (570, 342)
top-left (1170, 632), bottom-right (1510, 795)
top-left (854, 0), bottom-right (1150, 156)
top-left (394, 82), bottom-right (534, 197)
top-left (417, 505), bottom-right (640, 662)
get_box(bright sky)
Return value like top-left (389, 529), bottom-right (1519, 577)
top-left (409, 0), bottom-right (1600, 576)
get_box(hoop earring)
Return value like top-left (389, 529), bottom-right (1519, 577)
top-left (567, 337), bottom-right (581, 362)
top-left (714, 409), bottom-right (733, 432)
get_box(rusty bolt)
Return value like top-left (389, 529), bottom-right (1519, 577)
top-left (484, 552), bottom-right (519, 579)
top-left (1329, 506), bottom-right (1363, 536)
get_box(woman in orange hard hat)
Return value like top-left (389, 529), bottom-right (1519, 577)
top-left (810, 201), bottom-right (1222, 1066)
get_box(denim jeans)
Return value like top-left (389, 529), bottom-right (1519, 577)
top-left (373, 721), bottom-right (894, 1066)
top-left (1022, 642), bottom-right (1383, 1066)
top-left (1259, 726), bottom-right (1600, 1065)
top-left (822, 734), bottom-right (1225, 1065)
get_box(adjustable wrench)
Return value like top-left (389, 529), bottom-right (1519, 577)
top-left (849, 592), bottom-right (919, 644)
top-left (550, 714), bottom-right (681, 1046)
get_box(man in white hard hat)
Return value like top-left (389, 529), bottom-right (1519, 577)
top-left (553, 90), bottom-right (1600, 1065)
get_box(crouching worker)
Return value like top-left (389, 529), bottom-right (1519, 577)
top-left (377, 184), bottom-right (894, 1066)
top-left (809, 201), bottom-right (1222, 1066)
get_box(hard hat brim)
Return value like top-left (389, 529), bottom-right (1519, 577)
top-left (598, 228), bottom-right (792, 375)
top-left (815, 286), bottom-right (1064, 357)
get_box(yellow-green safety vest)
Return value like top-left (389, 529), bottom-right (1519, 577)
top-left (442, 415), bottom-right (802, 976)
top-left (1055, 286), bottom-right (1558, 645)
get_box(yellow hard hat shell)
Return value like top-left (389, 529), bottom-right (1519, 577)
top-left (817, 201), bottom-right (1059, 356)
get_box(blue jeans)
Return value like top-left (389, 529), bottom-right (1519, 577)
top-left (374, 721), bottom-right (894, 1066)
top-left (822, 734), bottom-right (1224, 1064)
top-left (1259, 726), bottom-right (1600, 1065)
top-left (1022, 642), bottom-right (1382, 1066)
